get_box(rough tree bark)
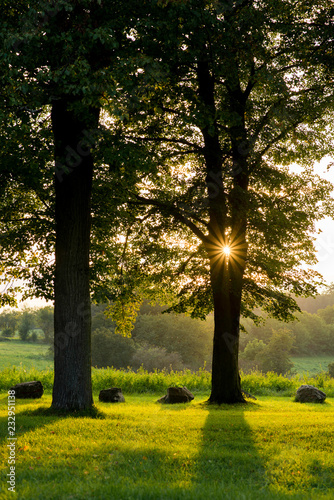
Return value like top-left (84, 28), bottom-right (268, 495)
top-left (208, 255), bottom-right (245, 404)
top-left (51, 98), bottom-right (99, 411)
top-left (197, 59), bottom-right (248, 403)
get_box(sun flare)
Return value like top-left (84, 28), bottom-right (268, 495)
top-left (222, 245), bottom-right (231, 256)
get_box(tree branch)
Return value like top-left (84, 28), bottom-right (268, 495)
top-left (134, 195), bottom-right (208, 244)
top-left (176, 248), bottom-right (203, 275)
top-left (129, 135), bottom-right (204, 151)
top-left (252, 120), bottom-right (301, 168)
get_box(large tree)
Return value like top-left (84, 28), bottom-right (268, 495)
top-left (0, 0), bottom-right (138, 410)
top-left (103, 0), bottom-right (334, 403)
top-left (1, 0), bottom-right (333, 407)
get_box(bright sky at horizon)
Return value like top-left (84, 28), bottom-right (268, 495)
top-left (311, 157), bottom-right (334, 285)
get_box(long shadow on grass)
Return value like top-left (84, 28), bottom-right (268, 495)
top-left (1, 397), bottom-right (206, 500)
top-left (0, 397), bottom-right (297, 500)
top-left (0, 395), bottom-right (57, 445)
top-left (190, 402), bottom-right (292, 499)
top-left (0, 394), bottom-right (104, 450)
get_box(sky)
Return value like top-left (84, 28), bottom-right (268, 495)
top-left (313, 216), bottom-right (334, 284)
top-left (306, 157), bottom-right (334, 285)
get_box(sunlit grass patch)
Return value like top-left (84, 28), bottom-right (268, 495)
top-left (0, 394), bottom-right (334, 499)
top-left (0, 340), bottom-right (51, 372)
top-left (291, 356), bottom-right (334, 377)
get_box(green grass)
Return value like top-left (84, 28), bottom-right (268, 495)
top-left (0, 340), bottom-right (52, 371)
top-left (291, 356), bottom-right (334, 377)
top-left (1, 337), bottom-right (333, 394)
top-left (0, 394), bottom-right (334, 499)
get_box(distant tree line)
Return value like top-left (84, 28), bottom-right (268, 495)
top-left (239, 295), bottom-right (334, 374)
top-left (0, 302), bottom-right (213, 371)
top-left (0, 306), bottom-right (53, 343)
top-left (2, 291), bottom-right (334, 375)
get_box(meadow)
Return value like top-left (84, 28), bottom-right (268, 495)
top-left (1, 341), bottom-right (334, 499)
top-left (291, 357), bottom-right (334, 377)
top-left (1, 339), bottom-right (334, 397)
top-left (0, 393), bottom-right (334, 499)
top-left (0, 340), bottom-right (51, 372)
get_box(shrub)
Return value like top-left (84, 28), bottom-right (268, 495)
top-left (132, 314), bottom-right (213, 370)
top-left (36, 306), bottom-right (54, 343)
top-left (91, 327), bottom-right (136, 369)
top-left (0, 309), bottom-right (19, 338)
top-left (30, 331), bottom-right (38, 343)
top-left (242, 339), bottom-right (266, 361)
top-left (131, 345), bottom-right (185, 372)
top-left (239, 331), bottom-right (295, 376)
top-left (258, 329), bottom-right (294, 375)
top-left (328, 362), bottom-right (334, 378)
top-left (1, 326), bottom-right (14, 338)
top-left (18, 311), bottom-right (34, 341)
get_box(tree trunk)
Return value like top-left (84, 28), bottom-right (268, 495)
top-left (51, 98), bottom-right (99, 411)
top-left (208, 253), bottom-right (245, 403)
top-left (207, 159), bottom-right (248, 403)
top-left (197, 57), bottom-right (248, 404)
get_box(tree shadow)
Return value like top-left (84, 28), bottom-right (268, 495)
top-left (2, 396), bottom-right (269, 499)
top-left (188, 402), bottom-right (292, 499)
top-left (0, 394), bottom-right (105, 455)
top-left (0, 395), bottom-right (56, 445)
top-left (2, 395), bottom-right (332, 499)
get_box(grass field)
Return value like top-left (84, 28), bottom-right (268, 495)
top-left (1, 339), bottom-right (334, 378)
top-left (291, 357), bottom-right (334, 376)
top-left (1, 344), bottom-right (334, 499)
top-left (0, 394), bottom-right (333, 499)
top-left (0, 340), bottom-right (52, 372)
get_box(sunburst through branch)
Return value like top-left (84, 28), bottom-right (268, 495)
top-left (206, 232), bottom-right (247, 271)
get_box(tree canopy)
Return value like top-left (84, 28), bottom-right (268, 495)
top-left (1, 0), bottom-right (333, 405)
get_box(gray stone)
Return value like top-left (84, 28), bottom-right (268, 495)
top-left (295, 385), bottom-right (326, 403)
top-left (99, 387), bottom-right (125, 403)
top-left (242, 389), bottom-right (257, 400)
top-left (10, 381), bottom-right (43, 399)
top-left (158, 386), bottom-right (194, 404)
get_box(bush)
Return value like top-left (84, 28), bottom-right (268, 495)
top-left (328, 362), bottom-right (334, 378)
top-left (18, 311), bottom-right (34, 341)
top-left (259, 330), bottom-right (294, 375)
top-left (36, 306), bottom-right (54, 343)
top-left (30, 331), bottom-right (38, 343)
top-left (0, 309), bottom-right (19, 338)
top-left (242, 339), bottom-right (266, 361)
top-left (239, 339), bottom-right (266, 373)
top-left (132, 313), bottom-right (213, 370)
top-left (1, 326), bottom-right (14, 338)
top-left (240, 330), bottom-right (295, 375)
top-left (91, 327), bottom-right (136, 369)
top-left (131, 345), bottom-right (185, 372)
